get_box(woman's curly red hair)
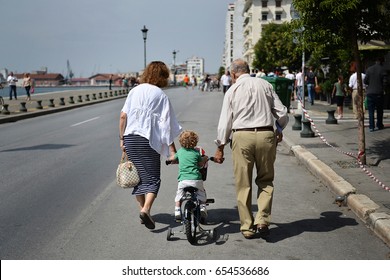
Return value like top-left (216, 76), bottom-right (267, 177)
top-left (140, 61), bottom-right (170, 88)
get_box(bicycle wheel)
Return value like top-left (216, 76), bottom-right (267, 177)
top-left (184, 201), bottom-right (197, 244)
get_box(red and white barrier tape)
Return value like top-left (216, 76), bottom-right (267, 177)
top-left (295, 97), bottom-right (390, 192)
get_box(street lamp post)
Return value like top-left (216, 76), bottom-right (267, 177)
top-left (290, 4), bottom-right (314, 138)
top-left (141, 25), bottom-right (148, 69)
top-left (172, 50), bottom-right (178, 85)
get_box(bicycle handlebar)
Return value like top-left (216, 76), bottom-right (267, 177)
top-left (165, 156), bottom-right (215, 165)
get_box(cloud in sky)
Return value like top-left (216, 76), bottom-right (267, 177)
top-left (1, 0), bottom-right (231, 77)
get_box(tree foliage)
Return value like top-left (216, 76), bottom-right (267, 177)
top-left (290, 0), bottom-right (390, 163)
top-left (291, 0), bottom-right (390, 51)
top-left (252, 23), bottom-right (301, 72)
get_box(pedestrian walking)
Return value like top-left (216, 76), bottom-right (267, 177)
top-left (183, 74), bottom-right (189, 89)
top-left (119, 61), bottom-right (182, 230)
top-left (220, 70), bottom-right (232, 94)
top-left (7, 72), bottom-right (18, 100)
top-left (364, 57), bottom-right (388, 132)
top-left (213, 59), bottom-right (289, 239)
top-left (22, 73), bottom-right (32, 101)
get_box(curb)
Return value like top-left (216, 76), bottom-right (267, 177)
top-left (283, 137), bottom-right (390, 247)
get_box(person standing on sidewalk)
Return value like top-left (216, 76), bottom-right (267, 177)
top-left (305, 66), bottom-right (318, 105)
top-left (109, 74), bottom-right (113, 90)
top-left (295, 69), bottom-right (304, 103)
top-left (348, 69), bottom-right (366, 119)
top-left (332, 75), bottom-right (347, 119)
top-left (213, 58), bottom-right (289, 239)
top-left (7, 72), bottom-right (18, 100)
top-left (364, 57), bottom-right (388, 132)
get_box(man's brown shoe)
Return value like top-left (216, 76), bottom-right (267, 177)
top-left (257, 224), bottom-right (270, 237)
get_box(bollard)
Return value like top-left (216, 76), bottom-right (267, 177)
top-left (59, 97), bottom-right (65, 106)
top-left (69, 96), bottom-right (75, 104)
top-left (77, 95), bottom-right (83, 102)
top-left (326, 110), bottom-right (338, 124)
top-left (99, 92), bottom-right (103, 99)
top-left (48, 99), bottom-right (55, 107)
top-left (292, 114), bottom-right (302, 131)
top-left (104, 92), bottom-right (108, 98)
top-left (36, 100), bottom-right (43, 109)
top-left (300, 119), bottom-right (315, 138)
top-left (20, 102), bottom-right (28, 112)
top-left (1, 104), bottom-right (10, 115)
top-left (92, 93), bottom-right (97, 100)
top-left (85, 94), bottom-right (90, 101)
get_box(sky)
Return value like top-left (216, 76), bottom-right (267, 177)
top-left (1, 0), bottom-right (232, 78)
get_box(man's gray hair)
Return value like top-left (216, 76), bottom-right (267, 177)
top-left (230, 59), bottom-right (250, 74)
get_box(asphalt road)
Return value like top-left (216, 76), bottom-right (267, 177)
top-left (0, 87), bottom-right (389, 260)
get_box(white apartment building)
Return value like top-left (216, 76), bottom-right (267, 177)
top-left (223, 1), bottom-right (245, 71)
top-left (224, 0), bottom-right (293, 69)
top-left (186, 56), bottom-right (204, 77)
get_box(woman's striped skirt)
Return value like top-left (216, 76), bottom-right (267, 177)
top-left (123, 134), bottom-right (161, 195)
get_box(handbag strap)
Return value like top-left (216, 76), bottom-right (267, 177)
top-left (121, 151), bottom-right (129, 163)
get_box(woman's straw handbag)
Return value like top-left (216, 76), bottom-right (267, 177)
top-left (116, 152), bottom-right (140, 188)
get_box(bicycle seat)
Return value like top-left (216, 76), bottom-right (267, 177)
top-left (183, 186), bottom-right (198, 193)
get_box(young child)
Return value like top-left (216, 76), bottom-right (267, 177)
top-left (173, 130), bottom-right (209, 221)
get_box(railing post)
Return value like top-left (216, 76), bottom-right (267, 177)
top-left (48, 99), bottom-right (55, 107)
top-left (36, 100), bottom-right (43, 109)
top-left (292, 114), bottom-right (302, 131)
top-left (19, 102), bottom-right (28, 112)
top-left (1, 104), bottom-right (10, 115)
top-left (326, 110), bottom-right (338, 124)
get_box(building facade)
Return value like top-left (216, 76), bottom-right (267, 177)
top-left (223, 1), bottom-right (245, 71)
top-left (224, 0), bottom-right (293, 70)
top-left (186, 56), bottom-right (204, 78)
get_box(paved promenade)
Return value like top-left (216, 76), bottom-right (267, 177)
top-left (1, 88), bottom-right (389, 247)
top-left (284, 99), bottom-right (390, 247)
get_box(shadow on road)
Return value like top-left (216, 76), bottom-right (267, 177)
top-left (0, 143), bottom-right (75, 152)
top-left (267, 211), bottom-right (359, 243)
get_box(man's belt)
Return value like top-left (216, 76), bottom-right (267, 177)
top-left (232, 126), bottom-right (273, 132)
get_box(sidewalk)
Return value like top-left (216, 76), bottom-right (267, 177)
top-left (282, 99), bottom-right (390, 247)
top-left (1, 89), bottom-right (389, 247)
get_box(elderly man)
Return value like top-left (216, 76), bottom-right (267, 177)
top-left (213, 59), bottom-right (289, 239)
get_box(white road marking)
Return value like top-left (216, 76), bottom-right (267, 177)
top-left (70, 117), bottom-right (100, 127)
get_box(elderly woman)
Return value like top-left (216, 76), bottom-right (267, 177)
top-left (119, 61), bottom-right (182, 230)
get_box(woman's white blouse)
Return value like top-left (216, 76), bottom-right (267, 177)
top-left (121, 83), bottom-right (182, 157)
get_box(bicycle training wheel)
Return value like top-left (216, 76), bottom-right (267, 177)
top-left (184, 201), bottom-right (197, 244)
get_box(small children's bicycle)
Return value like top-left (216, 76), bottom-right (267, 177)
top-left (165, 156), bottom-right (216, 245)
